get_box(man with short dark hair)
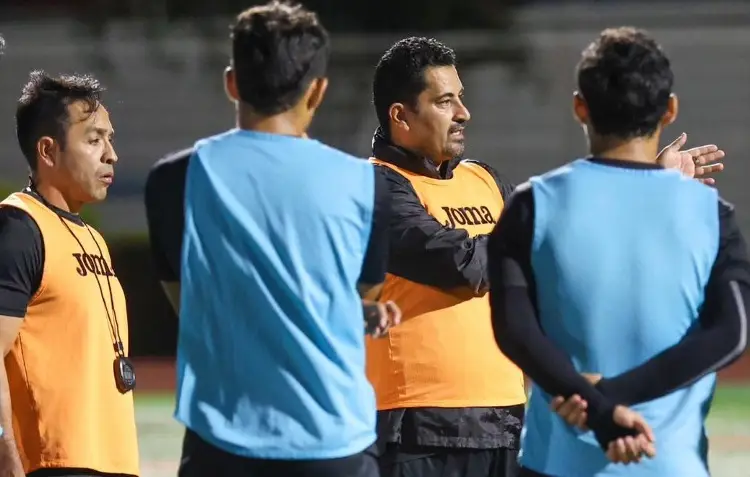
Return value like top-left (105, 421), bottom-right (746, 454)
top-left (366, 36), bottom-right (525, 477)
top-left (489, 27), bottom-right (747, 477)
top-left (165, 2), bottom-right (393, 476)
top-left (0, 71), bottom-right (139, 476)
top-left (366, 35), bottom-right (726, 477)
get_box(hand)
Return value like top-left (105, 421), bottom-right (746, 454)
top-left (0, 439), bottom-right (25, 477)
top-left (605, 405), bottom-right (656, 465)
top-left (657, 133), bottom-right (725, 185)
top-left (363, 300), bottom-right (401, 338)
top-left (549, 373), bottom-right (602, 430)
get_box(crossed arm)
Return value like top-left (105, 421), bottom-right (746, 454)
top-left (487, 186), bottom-right (749, 441)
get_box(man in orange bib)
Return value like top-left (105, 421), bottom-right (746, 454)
top-left (0, 72), bottom-right (139, 477)
top-left (366, 37), bottom-right (526, 477)
top-left (366, 36), bottom-right (727, 477)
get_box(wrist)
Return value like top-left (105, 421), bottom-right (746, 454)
top-left (595, 377), bottom-right (627, 406)
top-left (587, 403), bottom-right (639, 451)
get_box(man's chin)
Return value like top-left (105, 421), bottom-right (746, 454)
top-left (88, 189), bottom-right (108, 204)
top-left (448, 145), bottom-right (466, 159)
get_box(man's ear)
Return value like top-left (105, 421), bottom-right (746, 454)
top-left (388, 103), bottom-right (410, 134)
top-left (572, 91), bottom-right (589, 126)
top-left (36, 136), bottom-right (57, 169)
top-left (661, 93), bottom-right (679, 127)
top-left (305, 77), bottom-right (328, 112)
top-left (224, 66), bottom-right (240, 102)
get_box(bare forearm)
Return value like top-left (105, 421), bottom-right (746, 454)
top-left (0, 362), bottom-right (22, 475)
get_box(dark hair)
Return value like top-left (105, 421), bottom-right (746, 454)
top-left (231, 1), bottom-right (330, 116)
top-left (373, 37), bottom-right (456, 134)
top-left (576, 27), bottom-right (673, 139)
top-left (16, 71), bottom-right (105, 171)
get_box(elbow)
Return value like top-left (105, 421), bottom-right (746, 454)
top-left (725, 326), bottom-right (747, 367)
top-left (723, 280), bottom-right (749, 367)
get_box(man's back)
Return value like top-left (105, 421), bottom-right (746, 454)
top-left (176, 129), bottom-right (378, 460)
top-left (524, 159), bottom-right (718, 476)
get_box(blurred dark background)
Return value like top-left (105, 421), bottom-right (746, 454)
top-left (1, 0), bottom-right (749, 357)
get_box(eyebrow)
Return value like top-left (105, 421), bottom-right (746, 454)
top-left (86, 126), bottom-right (114, 137)
top-left (436, 88), bottom-right (465, 101)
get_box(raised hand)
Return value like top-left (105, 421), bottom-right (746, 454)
top-left (657, 133), bottom-right (725, 185)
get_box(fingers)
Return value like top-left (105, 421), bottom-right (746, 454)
top-left (366, 301), bottom-right (402, 338)
top-left (550, 396), bottom-right (565, 410)
top-left (606, 406), bottom-right (657, 464)
top-left (687, 146), bottom-right (724, 166)
top-left (364, 301), bottom-right (388, 338)
top-left (638, 435), bottom-right (657, 459)
top-left (581, 373), bottom-right (602, 385)
top-left (373, 302), bottom-right (389, 338)
top-left (631, 415), bottom-right (656, 443)
top-left (606, 436), bottom-right (653, 465)
top-left (666, 132), bottom-right (688, 150)
top-left (384, 301), bottom-right (402, 327)
top-left (606, 435), bottom-right (657, 464)
top-left (550, 394), bottom-right (588, 429)
top-left (695, 163), bottom-right (724, 176)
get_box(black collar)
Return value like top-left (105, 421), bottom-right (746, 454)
top-left (587, 157), bottom-right (664, 170)
top-left (22, 186), bottom-right (85, 226)
top-left (371, 127), bottom-right (463, 180)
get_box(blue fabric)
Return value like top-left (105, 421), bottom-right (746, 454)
top-left (521, 159), bottom-right (719, 477)
top-left (175, 129), bottom-right (377, 460)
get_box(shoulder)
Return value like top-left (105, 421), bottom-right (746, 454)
top-left (717, 195), bottom-right (738, 235)
top-left (150, 147), bottom-right (193, 173)
top-left (718, 195), bottom-right (734, 216)
top-left (461, 159), bottom-right (516, 199)
top-left (194, 130), bottom-right (237, 150)
top-left (531, 161), bottom-right (582, 183)
top-left (0, 205), bottom-right (39, 231)
top-left (83, 222), bottom-right (107, 244)
top-left (308, 142), bottom-right (377, 183)
top-left (504, 181), bottom-right (534, 212)
top-left (0, 205), bottom-right (43, 253)
top-left (371, 163), bottom-right (419, 196)
top-left (311, 140), bottom-right (368, 164)
top-left (147, 148), bottom-right (193, 188)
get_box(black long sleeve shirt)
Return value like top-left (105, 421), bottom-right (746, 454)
top-left (371, 129), bottom-right (525, 452)
top-left (488, 157), bottom-right (750, 448)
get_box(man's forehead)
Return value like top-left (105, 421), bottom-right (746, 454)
top-left (68, 101), bottom-right (112, 128)
top-left (422, 65), bottom-right (463, 93)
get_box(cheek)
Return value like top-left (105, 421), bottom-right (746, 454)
top-left (61, 152), bottom-right (93, 183)
top-left (422, 112), bottom-right (449, 137)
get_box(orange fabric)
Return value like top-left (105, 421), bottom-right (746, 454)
top-left (0, 193), bottom-right (139, 475)
top-left (366, 159), bottom-right (525, 410)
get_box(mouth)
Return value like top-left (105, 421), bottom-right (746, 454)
top-left (99, 173), bottom-right (114, 185)
top-left (449, 128), bottom-right (465, 139)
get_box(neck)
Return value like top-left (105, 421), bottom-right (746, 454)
top-left (236, 107), bottom-right (307, 137)
top-left (389, 134), bottom-right (448, 165)
top-left (588, 134), bottom-right (660, 164)
top-left (33, 180), bottom-right (82, 214)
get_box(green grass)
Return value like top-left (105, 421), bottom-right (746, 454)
top-left (133, 385), bottom-right (750, 477)
top-left (133, 384), bottom-right (750, 412)
top-left (710, 384), bottom-right (750, 418)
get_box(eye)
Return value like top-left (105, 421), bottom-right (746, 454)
top-left (89, 138), bottom-right (101, 145)
top-left (438, 99), bottom-right (452, 106)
